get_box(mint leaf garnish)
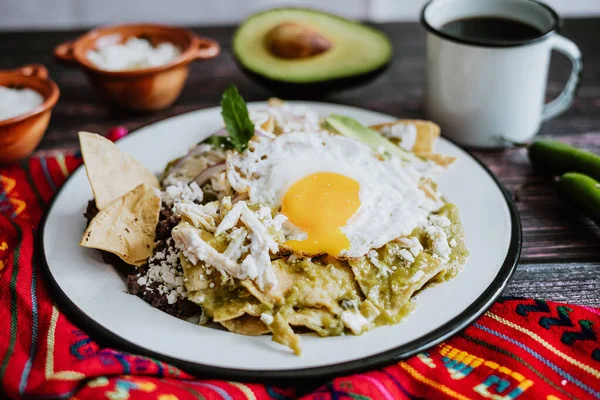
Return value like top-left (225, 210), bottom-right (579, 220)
top-left (220, 84), bottom-right (254, 152)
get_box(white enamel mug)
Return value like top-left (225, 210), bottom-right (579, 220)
top-left (422, 0), bottom-right (582, 148)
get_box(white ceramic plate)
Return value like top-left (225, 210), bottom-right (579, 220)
top-left (40, 102), bottom-right (521, 380)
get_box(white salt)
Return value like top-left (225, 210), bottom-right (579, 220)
top-left (87, 36), bottom-right (181, 71)
top-left (0, 86), bottom-right (44, 121)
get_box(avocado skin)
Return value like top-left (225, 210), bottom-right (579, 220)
top-left (232, 8), bottom-right (392, 98)
top-left (234, 56), bottom-right (390, 99)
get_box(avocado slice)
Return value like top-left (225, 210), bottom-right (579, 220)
top-left (233, 8), bottom-right (393, 97)
top-left (326, 115), bottom-right (421, 163)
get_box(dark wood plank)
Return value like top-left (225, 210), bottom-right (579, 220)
top-left (1, 19), bottom-right (599, 305)
top-left (505, 262), bottom-right (600, 306)
top-left (473, 135), bottom-right (600, 263)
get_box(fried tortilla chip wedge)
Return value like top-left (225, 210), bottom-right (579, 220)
top-left (370, 120), bottom-right (441, 155)
top-left (79, 131), bottom-right (160, 210)
top-left (220, 315), bottom-right (270, 336)
top-left (80, 184), bottom-right (161, 266)
top-left (370, 120), bottom-right (456, 166)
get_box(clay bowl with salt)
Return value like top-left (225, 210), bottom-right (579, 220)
top-left (54, 24), bottom-right (220, 111)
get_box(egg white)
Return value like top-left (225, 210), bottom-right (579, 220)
top-left (226, 131), bottom-right (439, 258)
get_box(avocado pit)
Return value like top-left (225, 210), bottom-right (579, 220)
top-left (265, 23), bottom-right (331, 59)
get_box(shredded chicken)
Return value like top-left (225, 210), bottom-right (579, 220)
top-left (172, 225), bottom-right (243, 278)
top-left (174, 202), bottom-right (218, 232)
top-left (174, 200), bottom-right (281, 290)
top-left (223, 228), bottom-right (248, 262)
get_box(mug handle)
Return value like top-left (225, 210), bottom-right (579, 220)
top-left (542, 35), bottom-right (583, 122)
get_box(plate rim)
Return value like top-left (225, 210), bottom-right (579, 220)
top-left (38, 102), bottom-right (522, 382)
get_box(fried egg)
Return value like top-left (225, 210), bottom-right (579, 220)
top-left (226, 131), bottom-right (436, 258)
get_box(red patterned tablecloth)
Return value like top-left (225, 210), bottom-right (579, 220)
top-left (1, 149), bottom-right (599, 399)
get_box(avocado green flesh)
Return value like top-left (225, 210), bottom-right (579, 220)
top-left (326, 114), bottom-right (421, 163)
top-left (233, 8), bottom-right (392, 83)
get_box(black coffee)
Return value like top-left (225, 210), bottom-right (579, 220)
top-left (439, 17), bottom-right (543, 44)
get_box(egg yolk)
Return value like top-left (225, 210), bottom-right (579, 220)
top-left (282, 172), bottom-right (360, 256)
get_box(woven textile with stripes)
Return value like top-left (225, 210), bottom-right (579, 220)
top-left (0, 151), bottom-right (599, 400)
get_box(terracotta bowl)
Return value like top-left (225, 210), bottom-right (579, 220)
top-left (0, 64), bottom-right (60, 164)
top-left (54, 24), bottom-right (220, 111)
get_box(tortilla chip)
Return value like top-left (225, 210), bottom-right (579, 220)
top-left (370, 120), bottom-right (457, 167)
top-left (220, 315), bottom-right (270, 336)
top-left (267, 97), bottom-right (285, 107)
top-left (370, 120), bottom-right (441, 155)
top-left (80, 184), bottom-right (161, 266)
top-left (349, 248), bottom-right (444, 322)
top-left (79, 131), bottom-right (159, 210)
top-left (261, 116), bottom-right (275, 133)
top-left (270, 313), bottom-right (302, 355)
top-left (424, 153), bottom-right (457, 167)
top-left (419, 177), bottom-right (439, 201)
top-left (288, 308), bottom-right (343, 337)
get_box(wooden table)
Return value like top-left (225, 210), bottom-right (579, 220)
top-left (1, 19), bottom-right (598, 306)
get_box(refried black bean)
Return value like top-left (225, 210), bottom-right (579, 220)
top-left (84, 199), bottom-right (201, 319)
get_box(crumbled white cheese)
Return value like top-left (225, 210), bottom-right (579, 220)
top-left (87, 36), bottom-right (181, 71)
top-left (267, 103), bottom-right (323, 134)
top-left (136, 238), bottom-right (187, 303)
top-left (389, 123), bottom-right (418, 151)
top-left (429, 214), bottom-right (451, 227)
top-left (0, 86), bottom-right (44, 122)
top-left (450, 238), bottom-right (457, 247)
top-left (398, 249), bottom-right (415, 263)
top-left (210, 171), bottom-right (232, 198)
top-left (368, 250), bottom-right (390, 274)
top-left (424, 213), bottom-right (453, 261)
top-left (260, 313), bottom-right (274, 325)
top-left (395, 237), bottom-right (412, 246)
top-left (425, 224), bottom-right (451, 261)
top-left (166, 291), bottom-right (178, 305)
top-left (341, 311), bottom-right (370, 334)
top-left (409, 240), bottom-right (424, 257)
top-left (395, 236), bottom-right (423, 257)
top-left (409, 270), bottom-right (425, 283)
top-left (162, 182), bottom-right (203, 206)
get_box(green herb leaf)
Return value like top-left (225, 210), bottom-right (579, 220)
top-left (220, 84), bottom-right (254, 152)
top-left (203, 135), bottom-right (234, 150)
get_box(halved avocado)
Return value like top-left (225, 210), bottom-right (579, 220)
top-left (233, 8), bottom-right (393, 97)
